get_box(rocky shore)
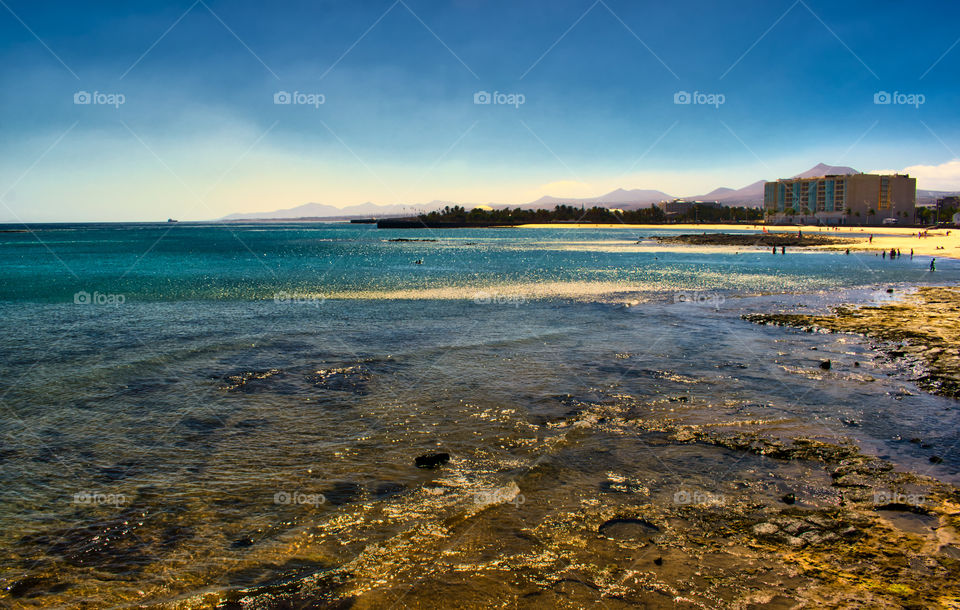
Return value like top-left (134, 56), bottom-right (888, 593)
top-left (744, 286), bottom-right (960, 398)
top-left (655, 233), bottom-right (855, 248)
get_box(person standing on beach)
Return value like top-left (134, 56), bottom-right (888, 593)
top-left (911, 249), bottom-right (914, 258)
top-left (869, 234), bottom-right (873, 243)
top-left (781, 246), bottom-right (785, 254)
top-left (930, 258), bottom-right (936, 271)
top-left (772, 246), bottom-right (776, 255)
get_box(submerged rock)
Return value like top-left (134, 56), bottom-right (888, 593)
top-left (307, 365), bottom-right (372, 395)
top-left (218, 368), bottom-right (282, 392)
top-left (415, 453), bottom-right (450, 469)
top-left (598, 517), bottom-right (659, 542)
top-left (415, 452), bottom-right (450, 468)
top-left (324, 481), bottom-right (365, 505)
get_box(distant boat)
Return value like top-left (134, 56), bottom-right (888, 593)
top-left (167, 218), bottom-right (179, 223)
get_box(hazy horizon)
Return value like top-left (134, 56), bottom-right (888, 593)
top-left (2, 0), bottom-right (960, 221)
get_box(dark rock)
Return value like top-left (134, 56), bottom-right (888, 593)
top-left (5, 575), bottom-right (49, 597)
top-left (415, 452), bottom-right (450, 469)
top-left (372, 482), bottom-right (405, 498)
top-left (653, 557), bottom-right (663, 566)
top-left (781, 493), bottom-right (796, 505)
top-left (819, 360), bottom-right (831, 370)
top-left (854, 361), bottom-right (860, 367)
top-left (231, 537), bottom-right (255, 549)
top-left (325, 481), bottom-right (365, 505)
top-left (930, 455), bottom-right (944, 464)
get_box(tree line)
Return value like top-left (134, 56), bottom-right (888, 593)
top-left (419, 204), bottom-right (764, 225)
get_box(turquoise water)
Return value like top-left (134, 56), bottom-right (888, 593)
top-left (0, 222), bottom-right (957, 606)
top-left (1, 222), bottom-right (951, 302)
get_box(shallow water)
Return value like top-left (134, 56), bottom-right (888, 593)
top-left (0, 223), bottom-right (957, 606)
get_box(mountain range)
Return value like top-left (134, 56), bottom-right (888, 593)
top-left (219, 163), bottom-right (955, 220)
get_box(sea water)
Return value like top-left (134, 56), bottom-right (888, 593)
top-left (0, 222), bottom-right (957, 606)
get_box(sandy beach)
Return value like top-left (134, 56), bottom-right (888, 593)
top-left (517, 223), bottom-right (960, 259)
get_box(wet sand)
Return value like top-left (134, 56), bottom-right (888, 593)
top-left (517, 224), bottom-right (960, 260)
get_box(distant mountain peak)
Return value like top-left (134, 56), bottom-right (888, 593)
top-left (791, 163), bottom-right (858, 179)
top-left (218, 162), bottom-right (872, 219)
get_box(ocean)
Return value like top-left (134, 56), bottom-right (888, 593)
top-left (1, 222), bottom-right (958, 607)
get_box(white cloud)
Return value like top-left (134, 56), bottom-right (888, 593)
top-left (871, 159), bottom-right (960, 190)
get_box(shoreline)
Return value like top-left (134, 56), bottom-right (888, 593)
top-left (514, 223), bottom-right (960, 259)
top-left (744, 286), bottom-right (960, 398)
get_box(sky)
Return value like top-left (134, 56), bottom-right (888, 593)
top-left (1, 0), bottom-right (959, 221)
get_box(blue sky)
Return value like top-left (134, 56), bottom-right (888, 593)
top-left (1, 0), bottom-right (959, 221)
